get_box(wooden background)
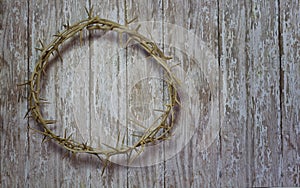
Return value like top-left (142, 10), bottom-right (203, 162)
top-left (1, 0), bottom-right (299, 187)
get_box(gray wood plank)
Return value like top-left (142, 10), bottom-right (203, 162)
top-left (246, 1), bottom-right (282, 186)
top-left (89, 1), bottom-right (128, 187)
top-left (27, 0), bottom-right (90, 187)
top-left (163, 0), bottom-right (220, 187)
top-left (125, 0), bottom-right (165, 187)
top-left (280, 0), bottom-right (300, 186)
top-left (218, 0), bottom-right (250, 186)
top-left (0, 1), bottom-right (28, 186)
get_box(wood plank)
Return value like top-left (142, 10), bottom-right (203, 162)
top-left (246, 1), bottom-right (282, 186)
top-left (125, 0), bottom-right (165, 187)
top-left (163, 0), bottom-right (220, 187)
top-left (27, 0), bottom-right (89, 186)
top-left (0, 0), bottom-right (28, 186)
top-left (89, 1), bottom-right (128, 187)
top-left (218, 0), bottom-right (250, 186)
top-left (280, 0), bottom-right (300, 186)
top-left (0, 1), bottom-right (28, 187)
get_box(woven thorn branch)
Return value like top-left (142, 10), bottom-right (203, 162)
top-left (23, 7), bottom-right (181, 173)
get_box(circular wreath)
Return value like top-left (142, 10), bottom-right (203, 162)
top-left (25, 8), bottom-right (180, 170)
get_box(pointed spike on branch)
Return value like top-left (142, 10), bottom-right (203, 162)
top-left (66, 134), bottom-right (73, 141)
top-left (102, 143), bottom-right (119, 152)
top-left (116, 130), bottom-right (120, 148)
top-left (44, 120), bottom-right (56, 124)
top-left (121, 132), bottom-right (126, 146)
top-left (153, 109), bottom-right (166, 113)
top-left (126, 16), bottom-right (138, 25)
top-left (63, 20), bottom-right (70, 29)
top-left (71, 151), bottom-right (77, 160)
top-left (124, 37), bottom-right (134, 48)
top-left (62, 151), bottom-right (69, 160)
top-left (24, 107), bottom-right (33, 119)
top-left (17, 80), bottom-right (31, 87)
top-left (134, 24), bottom-right (141, 32)
top-left (79, 30), bottom-right (83, 46)
top-left (85, 6), bottom-right (94, 19)
top-left (170, 63), bottom-right (181, 70)
top-left (56, 49), bottom-right (63, 62)
top-left (42, 135), bottom-right (47, 143)
top-left (35, 47), bottom-right (44, 52)
top-left (39, 39), bottom-right (45, 49)
top-left (101, 157), bottom-right (109, 176)
top-left (53, 30), bottom-right (62, 37)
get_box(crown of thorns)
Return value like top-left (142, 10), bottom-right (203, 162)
top-left (23, 7), bottom-right (180, 173)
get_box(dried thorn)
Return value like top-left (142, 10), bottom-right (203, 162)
top-left (101, 157), bottom-right (110, 176)
top-left (56, 49), bottom-right (63, 62)
top-left (62, 151), bottom-right (69, 160)
top-left (79, 30), bottom-right (83, 46)
top-left (53, 31), bottom-right (62, 37)
top-left (102, 143), bottom-right (119, 152)
top-left (131, 134), bottom-right (142, 138)
top-left (17, 80), bottom-right (31, 87)
top-left (82, 141), bottom-right (89, 150)
top-left (39, 39), bottom-right (45, 49)
top-left (66, 134), bottom-right (73, 142)
top-left (126, 16), bottom-right (138, 25)
top-left (170, 63), bottom-right (181, 70)
top-left (63, 21), bottom-right (70, 29)
top-left (175, 98), bottom-right (181, 106)
top-left (93, 153), bottom-right (103, 162)
top-left (129, 119), bottom-right (147, 130)
top-left (24, 107), bottom-right (34, 119)
top-left (42, 68), bottom-right (47, 76)
top-left (44, 120), bottom-right (56, 124)
top-left (42, 135), bottom-right (47, 143)
top-left (116, 130), bottom-right (120, 148)
top-left (85, 6), bottom-right (94, 19)
top-left (124, 37), bottom-right (134, 48)
top-left (153, 109), bottom-right (166, 113)
top-left (71, 152), bottom-right (77, 160)
top-left (35, 47), bottom-right (44, 52)
top-left (134, 24), bottom-right (141, 32)
top-left (129, 145), bottom-right (144, 164)
top-left (121, 133), bottom-right (126, 146)
top-left (42, 135), bottom-right (53, 144)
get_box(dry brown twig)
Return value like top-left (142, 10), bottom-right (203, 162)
top-left (23, 7), bottom-right (180, 173)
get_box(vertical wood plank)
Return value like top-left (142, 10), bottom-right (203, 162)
top-left (246, 1), bottom-right (282, 186)
top-left (27, 0), bottom-right (89, 186)
top-left (163, 0), bottom-right (220, 187)
top-left (27, 1), bottom-right (62, 186)
top-left (125, 0), bottom-right (165, 187)
top-left (280, 0), bottom-right (300, 186)
top-left (219, 0), bottom-right (249, 186)
top-left (55, 1), bottom-right (91, 187)
top-left (0, 0), bottom-right (28, 186)
top-left (89, 0), bottom-right (128, 187)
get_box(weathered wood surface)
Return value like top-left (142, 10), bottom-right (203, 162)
top-left (0, 0), bottom-right (299, 187)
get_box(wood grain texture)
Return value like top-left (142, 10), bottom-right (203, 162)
top-left (0, 0), bottom-right (299, 187)
top-left (280, 0), bottom-right (300, 186)
top-left (0, 0), bottom-right (28, 186)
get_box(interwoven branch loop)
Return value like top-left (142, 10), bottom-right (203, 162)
top-left (26, 9), bottom-right (180, 170)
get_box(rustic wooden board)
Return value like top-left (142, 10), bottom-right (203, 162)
top-left (280, 0), bottom-right (300, 186)
top-left (0, 0), bottom-right (28, 186)
top-left (0, 0), bottom-right (299, 187)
